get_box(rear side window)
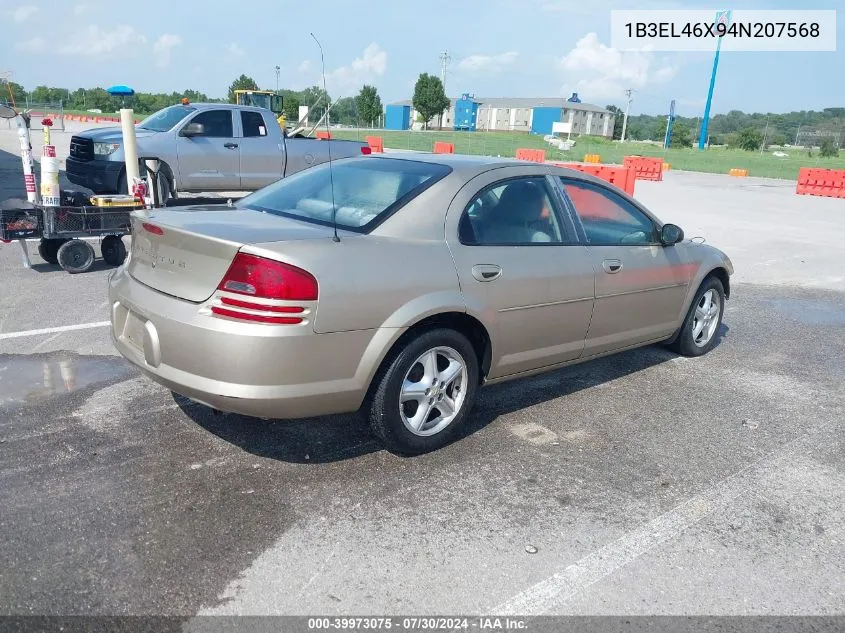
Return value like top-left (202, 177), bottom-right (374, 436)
top-left (189, 110), bottom-right (233, 137)
top-left (237, 158), bottom-right (451, 232)
top-left (241, 111), bottom-right (268, 137)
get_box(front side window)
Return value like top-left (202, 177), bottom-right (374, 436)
top-left (237, 158), bottom-right (450, 231)
top-left (560, 179), bottom-right (658, 246)
top-left (137, 105), bottom-right (196, 132)
top-left (189, 110), bottom-right (233, 137)
top-left (459, 177), bottom-right (569, 245)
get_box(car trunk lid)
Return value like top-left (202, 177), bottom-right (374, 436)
top-left (126, 205), bottom-right (335, 302)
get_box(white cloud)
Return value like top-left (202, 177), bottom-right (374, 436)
top-left (13, 6), bottom-right (37, 22)
top-left (297, 60), bottom-right (312, 73)
top-left (325, 43), bottom-right (387, 95)
top-left (227, 43), bottom-right (245, 58)
top-left (559, 32), bottom-right (678, 101)
top-left (153, 34), bottom-right (182, 68)
top-left (59, 25), bottom-right (146, 55)
top-left (15, 37), bottom-right (46, 52)
top-left (456, 51), bottom-right (519, 74)
top-left (73, 4), bottom-right (89, 15)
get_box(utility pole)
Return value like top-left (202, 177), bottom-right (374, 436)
top-left (620, 88), bottom-right (634, 142)
top-left (274, 65), bottom-right (280, 92)
top-left (439, 50), bottom-right (451, 94)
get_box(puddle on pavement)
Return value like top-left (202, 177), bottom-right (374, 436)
top-left (764, 297), bottom-right (845, 327)
top-left (0, 353), bottom-right (136, 408)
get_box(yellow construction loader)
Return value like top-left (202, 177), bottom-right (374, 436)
top-left (233, 89), bottom-right (286, 128)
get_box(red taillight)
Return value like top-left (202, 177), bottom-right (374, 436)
top-left (142, 222), bottom-right (164, 235)
top-left (217, 253), bottom-right (318, 300)
top-left (360, 145), bottom-right (372, 155)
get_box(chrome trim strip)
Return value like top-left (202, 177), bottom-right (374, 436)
top-left (595, 282), bottom-right (688, 300)
top-left (499, 296), bottom-right (594, 312)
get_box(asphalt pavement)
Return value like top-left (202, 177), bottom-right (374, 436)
top-left (1, 135), bottom-right (844, 621)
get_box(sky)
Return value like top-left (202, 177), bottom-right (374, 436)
top-left (1, 0), bottom-right (843, 118)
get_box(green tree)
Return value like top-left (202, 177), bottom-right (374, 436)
top-left (282, 93), bottom-right (300, 123)
top-left (2, 81), bottom-right (27, 106)
top-left (298, 85), bottom-right (331, 122)
top-left (412, 73), bottom-right (449, 130)
top-left (736, 127), bottom-right (764, 151)
top-left (669, 124), bottom-right (693, 148)
top-left (819, 138), bottom-right (839, 158)
top-left (330, 97), bottom-right (358, 126)
top-left (228, 74), bottom-right (259, 102)
top-left (355, 85), bottom-right (383, 128)
top-left (605, 105), bottom-right (624, 140)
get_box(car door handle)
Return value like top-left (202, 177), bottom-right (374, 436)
top-left (472, 264), bottom-right (502, 282)
top-left (602, 259), bottom-right (623, 274)
top-left (224, 142), bottom-right (238, 149)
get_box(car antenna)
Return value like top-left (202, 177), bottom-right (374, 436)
top-left (311, 32), bottom-right (340, 243)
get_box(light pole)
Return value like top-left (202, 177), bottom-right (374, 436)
top-left (274, 65), bottom-right (280, 92)
top-left (699, 10), bottom-right (731, 150)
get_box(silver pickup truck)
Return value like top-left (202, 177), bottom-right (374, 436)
top-left (65, 102), bottom-right (370, 201)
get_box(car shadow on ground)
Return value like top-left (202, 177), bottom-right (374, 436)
top-left (27, 259), bottom-right (118, 274)
top-left (178, 323), bottom-right (729, 464)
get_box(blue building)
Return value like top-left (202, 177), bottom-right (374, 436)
top-left (530, 107), bottom-right (563, 135)
top-left (453, 93), bottom-right (479, 131)
top-left (385, 104), bottom-right (411, 130)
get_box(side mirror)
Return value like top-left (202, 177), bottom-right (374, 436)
top-left (180, 122), bottom-right (205, 137)
top-left (270, 94), bottom-right (283, 114)
top-left (660, 223), bottom-right (684, 246)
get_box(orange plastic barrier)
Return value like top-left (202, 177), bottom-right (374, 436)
top-left (315, 130), bottom-right (332, 139)
top-left (623, 155), bottom-right (663, 181)
top-left (552, 162), bottom-right (636, 197)
top-left (583, 153), bottom-right (601, 163)
top-left (662, 162), bottom-right (671, 171)
top-left (433, 141), bottom-right (454, 154)
top-left (365, 136), bottom-right (384, 153)
top-left (796, 167), bottom-right (845, 198)
top-left (515, 148), bottom-right (546, 163)
top-left (729, 168), bottom-right (748, 177)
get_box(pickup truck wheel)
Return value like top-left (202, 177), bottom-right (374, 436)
top-left (118, 170), bottom-right (172, 206)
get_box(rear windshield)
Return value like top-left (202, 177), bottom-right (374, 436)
top-left (237, 158), bottom-right (451, 232)
top-left (137, 105), bottom-right (197, 132)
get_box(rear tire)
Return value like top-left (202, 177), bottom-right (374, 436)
top-left (101, 235), bottom-right (127, 266)
top-left (38, 238), bottom-right (68, 265)
top-left (57, 239), bottom-right (95, 274)
top-left (669, 276), bottom-right (725, 357)
top-left (364, 328), bottom-right (479, 455)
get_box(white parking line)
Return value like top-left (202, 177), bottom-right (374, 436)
top-left (490, 423), bottom-right (829, 615)
top-left (0, 321), bottom-right (110, 341)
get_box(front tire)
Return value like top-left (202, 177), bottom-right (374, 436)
top-left (365, 328), bottom-right (480, 455)
top-left (670, 276), bottom-right (725, 357)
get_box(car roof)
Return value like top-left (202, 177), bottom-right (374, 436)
top-left (360, 152), bottom-right (614, 185)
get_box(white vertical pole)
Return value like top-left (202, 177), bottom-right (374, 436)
top-left (120, 108), bottom-right (140, 194)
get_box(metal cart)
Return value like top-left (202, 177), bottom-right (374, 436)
top-left (1, 193), bottom-right (141, 274)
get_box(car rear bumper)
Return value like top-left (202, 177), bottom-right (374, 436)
top-left (66, 157), bottom-right (124, 193)
top-left (107, 265), bottom-right (395, 419)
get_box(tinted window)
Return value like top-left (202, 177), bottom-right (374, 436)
top-left (561, 179), bottom-right (658, 245)
top-left (189, 110), bottom-right (233, 137)
top-left (241, 111), bottom-right (267, 138)
top-left (137, 105), bottom-right (196, 132)
top-left (460, 177), bottom-right (569, 245)
top-left (237, 158), bottom-right (450, 231)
